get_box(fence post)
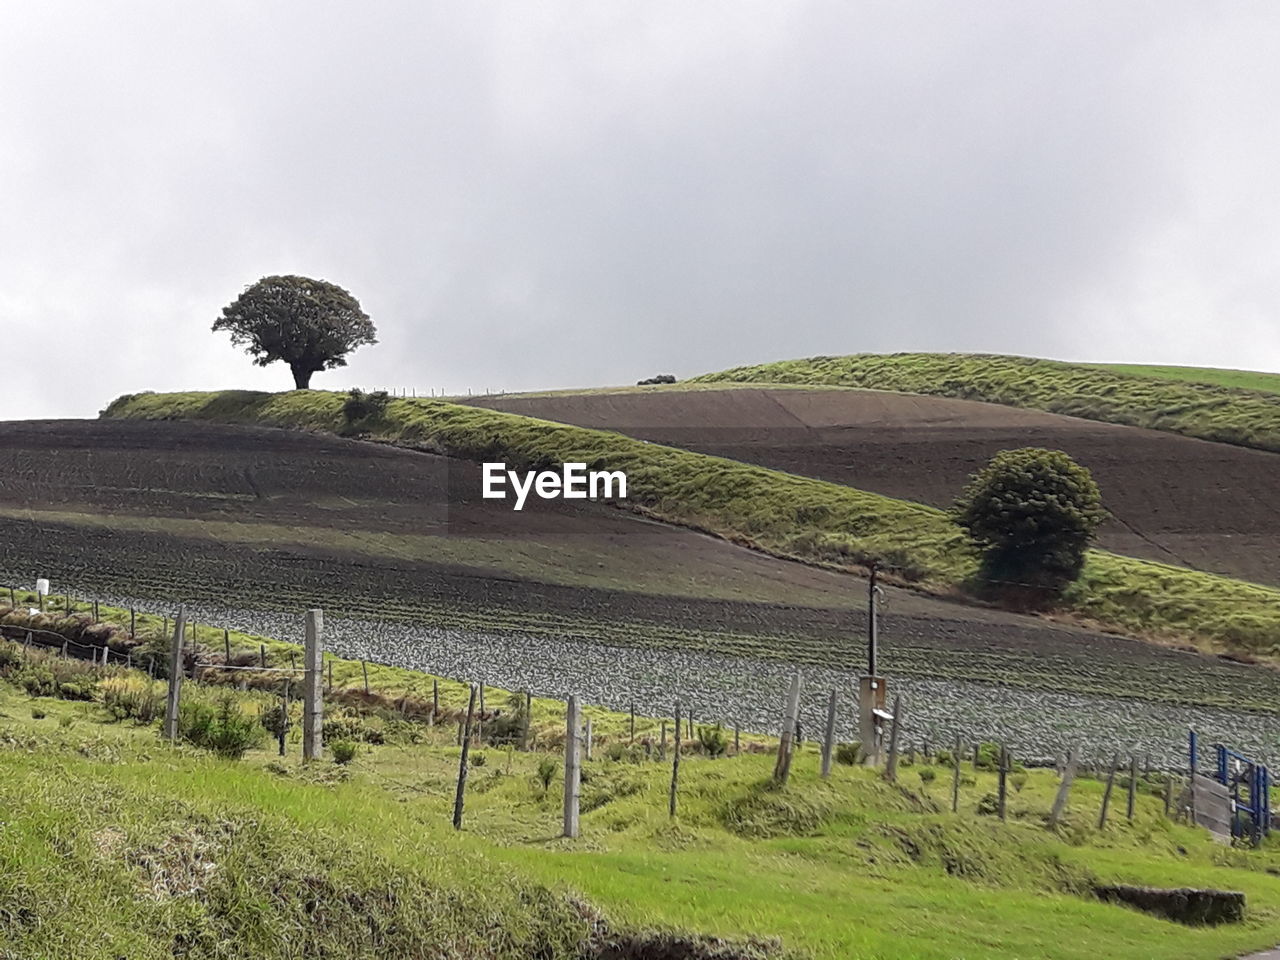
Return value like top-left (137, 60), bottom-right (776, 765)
top-left (773, 672), bottom-right (802, 785)
top-left (669, 701), bottom-right (682, 818)
top-left (1049, 746), bottom-right (1079, 827)
top-left (584, 717), bottom-right (593, 761)
top-left (1127, 756), bottom-right (1138, 822)
top-left (302, 609), bottom-right (324, 761)
top-left (278, 680), bottom-right (290, 756)
top-left (563, 695), bottom-right (581, 838)
top-left (884, 695), bottom-right (903, 783)
top-left (951, 734), bottom-right (962, 813)
top-left (1164, 773), bottom-right (1175, 818)
top-left (821, 689), bottom-right (837, 779)
top-left (997, 745), bottom-right (1009, 821)
top-left (1098, 754), bottom-right (1120, 829)
top-left (162, 606), bottom-right (187, 740)
top-left (362, 660), bottom-right (370, 693)
top-left (259, 644), bottom-right (266, 668)
top-left (223, 629), bottom-right (230, 663)
top-left (129, 607), bottom-right (135, 637)
top-left (660, 720), bottom-right (667, 760)
top-left (734, 724), bottom-right (741, 755)
top-left (453, 684), bottom-right (478, 829)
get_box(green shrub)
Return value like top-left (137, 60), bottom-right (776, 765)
top-left (918, 768), bottom-right (937, 789)
top-left (469, 751), bottom-right (487, 767)
top-left (835, 742), bottom-right (862, 766)
top-left (331, 740), bottom-right (358, 764)
top-left (178, 693), bottom-right (265, 759)
top-left (1011, 771), bottom-right (1029, 793)
top-left (535, 756), bottom-right (558, 793)
top-left (953, 447), bottom-right (1105, 597)
top-left (30, 707), bottom-right (45, 720)
top-left (341, 389), bottom-right (391, 431)
top-left (100, 676), bottom-right (165, 723)
top-left (697, 723), bottom-right (728, 758)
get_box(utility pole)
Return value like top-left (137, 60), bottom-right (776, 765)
top-left (867, 562), bottom-right (879, 677)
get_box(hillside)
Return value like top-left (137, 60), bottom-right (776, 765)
top-left (691, 352), bottom-right (1280, 453)
top-left (87, 390), bottom-right (1280, 726)
top-left (3, 650), bottom-right (1280, 960)
top-left (1090, 363), bottom-right (1280, 395)
top-left (471, 385), bottom-right (1280, 588)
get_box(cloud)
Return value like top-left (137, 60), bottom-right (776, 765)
top-left (2, 1), bottom-right (1278, 418)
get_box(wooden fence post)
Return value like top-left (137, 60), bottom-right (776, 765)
top-left (660, 720), bottom-right (667, 760)
top-left (278, 680), bottom-right (290, 756)
top-left (453, 684), bottom-right (478, 829)
top-left (1126, 755), bottom-right (1138, 822)
top-left (129, 607), bottom-right (135, 637)
top-left (773, 673), bottom-right (802, 785)
top-left (162, 606), bottom-right (187, 740)
top-left (734, 724), bottom-right (741, 755)
top-left (997, 745), bottom-right (1009, 821)
top-left (884, 695), bottom-right (903, 782)
top-left (1164, 774), bottom-right (1175, 817)
top-left (669, 701), bottom-right (682, 818)
top-left (1098, 754), bottom-right (1120, 829)
top-left (362, 660), bottom-right (370, 693)
top-left (302, 609), bottom-right (324, 761)
top-left (259, 644), bottom-right (266, 668)
top-left (563, 695), bottom-right (581, 838)
top-left (584, 717), bottom-right (593, 761)
top-left (629, 703), bottom-right (635, 743)
top-left (821, 689), bottom-right (837, 779)
top-left (1049, 746), bottom-right (1079, 828)
top-left (951, 734), bottom-right (962, 813)
top-left (223, 629), bottom-right (230, 663)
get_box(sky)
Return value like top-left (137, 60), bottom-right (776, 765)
top-left (2, 1), bottom-right (1278, 419)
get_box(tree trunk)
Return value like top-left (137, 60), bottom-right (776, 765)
top-left (290, 364), bottom-right (313, 389)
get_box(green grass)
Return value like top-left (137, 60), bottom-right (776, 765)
top-left (100, 389), bottom-right (1280, 661)
top-left (6, 672), bottom-right (1280, 959)
top-left (692, 352), bottom-right (1280, 454)
top-left (1089, 363), bottom-right (1280, 395)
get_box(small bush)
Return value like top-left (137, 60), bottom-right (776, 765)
top-left (341, 389), bottom-right (391, 430)
top-left (100, 676), bottom-right (165, 723)
top-left (331, 740), bottom-right (358, 764)
top-left (30, 707), bottom-right (45, 720)
top-left (697, 724), bottom-right (728, 758)
top-left (1011, 771), bottom-right (1029, 793)
top-left (535, 756), bottom-right (558, 793)
top-left (835, 742), bottom-right (862, 766)
top-left (636, 374), bottom-right (676, 385)
top-left (179, 693), bottom-right (265, 759)
top-left (469, 751), bottom-right (487, 767)
top-left (918, 768), bottom-right (937, 789)
top-left (58, 714), bottom-right (74, 729)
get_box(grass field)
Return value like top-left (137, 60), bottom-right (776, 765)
top-left (6, 655), bottom-right (1280, 960)
top-left (102, 390), bottom-right (1280, 661)
top-left (692, 352), bottom-right (1280, 454)
top-left (1089, 362), bottom-right (1280, 395)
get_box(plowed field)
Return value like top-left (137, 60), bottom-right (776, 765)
top-left (472, 387), bottom-right (1280, 586)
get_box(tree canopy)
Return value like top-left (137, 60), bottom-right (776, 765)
top-left (952, 447), bottom-right (1105, 598)
top-left (213, 275), bottom-right (377, 389)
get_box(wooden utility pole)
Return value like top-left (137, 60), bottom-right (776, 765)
top-left (773, 673), bottom-right (803, 785)
top-left (162, 606), bottom-right (187, 740)
top-left (867, 562), bottom-right (879, 677)
top-left (821, 689), bottom-right (837, 779)
top-left (1049, 747), bottom-right (1079, 827)
top-left (302, 609), bottom-right (324, 761)
top-left (453, 684), bottom-right (477, 830)
top-left (563, 695), bottom-right (581, 838)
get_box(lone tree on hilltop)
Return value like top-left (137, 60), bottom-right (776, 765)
top-left (952, 447), bottom-right (1105, 599)
top-left (213, 275), bottom-right (376, 389)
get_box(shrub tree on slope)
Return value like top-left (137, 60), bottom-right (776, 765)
top-left (952, 447), bottom-right (1105, 599)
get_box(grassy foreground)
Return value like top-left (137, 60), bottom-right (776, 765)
top-left (693, 352), bottom-right (1280, 454)
top-left (7, 658), bottom-right (1280, 959)
top-left (102, 390), bottom-right (1280, 659)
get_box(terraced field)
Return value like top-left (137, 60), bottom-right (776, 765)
top-left (4, 418), bottom-right (1280, 765)
top-left (471, 386), bottom-right (1280, 587)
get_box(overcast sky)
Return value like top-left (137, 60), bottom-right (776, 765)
top-left (2, 2), bottom-right (1278, 419)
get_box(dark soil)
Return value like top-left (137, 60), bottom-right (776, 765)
top-left (471, 387), bottom-right (1280, 587)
